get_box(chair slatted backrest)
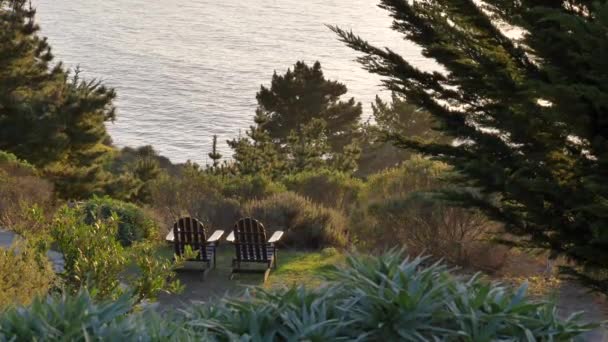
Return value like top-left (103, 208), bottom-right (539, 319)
top-left (234, 218), bottom-right (268, 262)
top-left (173, 217), bottom-right (208, 261)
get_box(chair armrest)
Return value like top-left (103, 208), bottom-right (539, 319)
top-left (207, 230), bottom-right (224, 243)
top-left (268, 231), bottom-right (284, 244)
top-left (165, 230), bottom-right (174, 242)
top-left (226, 231), bottom-right (235, 242)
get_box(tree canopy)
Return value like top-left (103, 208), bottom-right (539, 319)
top-left (256, 61), bottom-right (362, 152)
top-left (0, 0), bottom-right (122, 199)
top-left (333, 0), bottom-right (608, 292)
top-left (228, 61), bottom-right (363, 176)
top-left (358, 93), bottom-right (447, 176)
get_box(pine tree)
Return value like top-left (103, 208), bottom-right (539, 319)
top-left (331, 140), bottom-right (361, 174)
top-left (358, 93), bottom-right (447, 176)
top-left (208, 135), bottom-right (223, 170)
top-left (256, 61), bottom-right (362, 152)
top-left (0, 1), bottom-right (119, 199)
top-left (285, 118), bottom-right (330, 173)
top-left (130, 146), bottom-right (161, 203)
top-left (333, 1), bottom-right (608, 292)
top-left (227, 109), bottom-right (284, 176)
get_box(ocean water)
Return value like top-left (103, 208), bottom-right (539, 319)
top-left (34, 0), bottom-right (432, 164)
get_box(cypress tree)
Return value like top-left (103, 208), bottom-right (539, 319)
top-left (0, 0), bottom-right (118, 199)
top-left (130, 146), bottom-right (161, 203)
top-left (358, 93), bottom-right (447, 176)
top-left (208, 135), bottom-right (222, 169)
top-left (285, 118), bottom-right (330, 173)
top-left (256, 61), bottom-right (362, 152)
top-left (333, 1), bottom-right (608, 292)
top-left (227, 109), bottom-right (285, 176)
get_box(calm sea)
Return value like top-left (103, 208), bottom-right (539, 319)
top-left (34, 0), bottom-right (432, 164)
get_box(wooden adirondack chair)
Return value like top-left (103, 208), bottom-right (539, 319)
top-left (166, 217), bottom-right (224, 278)
top-left (226, 217), bottom-right (284, 282)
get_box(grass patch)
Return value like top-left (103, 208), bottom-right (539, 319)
top-left (267, 248), bottom-right (344, 288)
top-left (154, 244), bottom-right (344, 308)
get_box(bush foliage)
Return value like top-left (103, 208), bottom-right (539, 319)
top-left (219, 173), bottom-right (286, 200)
top-left (52, 208), bottom-right (128, 299)
top-left (82, 197), bottom-right (157, 246)
top-left (243, 192), bottom-right (349, 249)
top-left (51, 207), bottom-right (181, 302)
top-left (355, 157), bottom-right (505, 269)
top-left (0, 151), bottom-right (54, 235)
top-left (0, 239), bottom-right (55, 309)
top-left (0, 252), bottom-right (594, 340)
top-left (149, 168), bottom-right (240, 231)
top-left (333, 0), bottom-right (608, 294)
top-left (282, 169), bottom-right (363, 211)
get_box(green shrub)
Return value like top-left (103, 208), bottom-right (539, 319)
top-left (0, 252), bottom-right (595, 340)
top-left (128, 241), bottom-right (184, 303)
top-left (322, 251), bottom-right (595, 340)
top-left (0, 239), bottom-right (55, 309)
top-left (82, 197), bottom-right (157, 246)
top-left (282, 168), bottom-right (363, 211)
top-left (220, 174), bottom-right (286, 200)
top-left (193, 252), bottom-right (595, 340)
top-left (362, 154), bottom-right (450, 203)
top-left (52, 208), bottom-right (127, 299)
top-left (0, 151), bottom-right (36, 174)
top-left (355, 157), bottom-right (506, 269)
top-left (149, 168), bottom-right (241, 231)
top-left (51, 207), bottom-right (181, 302)
top-left (0, 290), bottom-right (206, 341)
top-left (366, 194), bottom-right (502, 267)
top-left (0, 151), bottom-right (54, 235)
top-left (243, 192), bottom-right (348, 249)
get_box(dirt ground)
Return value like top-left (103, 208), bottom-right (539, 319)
top-left (557, 283), bottom-right (607, 341)
top-left (499, 251), bottom-right (608, 341)
top-left (156, 260), bottom-right (261, 309)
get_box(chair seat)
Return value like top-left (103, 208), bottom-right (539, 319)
top-left (171, 217), bottom-right (222, 275)
top-left (233, 245), bottom-right (275, 262)
top-left (229, 218), bottom-right (283, 283)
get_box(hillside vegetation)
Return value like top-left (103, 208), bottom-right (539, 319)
top-left (1, 0), bottom-right (607, 339)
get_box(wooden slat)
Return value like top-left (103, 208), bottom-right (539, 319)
top-left (247, 218), bottom-right (254, 261)
top-left (173, 217), bottom-right (209, 261)
top-left (179, 218), bottom-right (186, 257)
top-left (230, 218), bottom-right (276, 282)
top-left (233, 218), bottom-right (268, 262)
top-left (253, 219), bottom-right (261, 261)
top-left (173, 222), bottom-right (180, 255)
top-left (259, 221), bottom-right (267, 262)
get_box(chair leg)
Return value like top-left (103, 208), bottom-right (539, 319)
top-left (203, 263), bottom-right (211, 280)
top-left (263, 268), bottom-right (271, 283)
top-left (274, 250), bottom-right (278, 269)
top-left (229, 259), bottom-right (237, 280)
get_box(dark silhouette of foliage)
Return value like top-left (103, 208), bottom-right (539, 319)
top-left (333, 0), bottom-right (608, 292)
top-left (208, 135), bottom-right (223, 169)
top-left (358, 93), bottom-right (447, 176)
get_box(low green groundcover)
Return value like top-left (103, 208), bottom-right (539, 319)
top-left (0, 251), bottom-right (595, 341)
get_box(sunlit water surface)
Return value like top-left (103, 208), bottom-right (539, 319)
top-left (34, 0), bottom-right (434, 163)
